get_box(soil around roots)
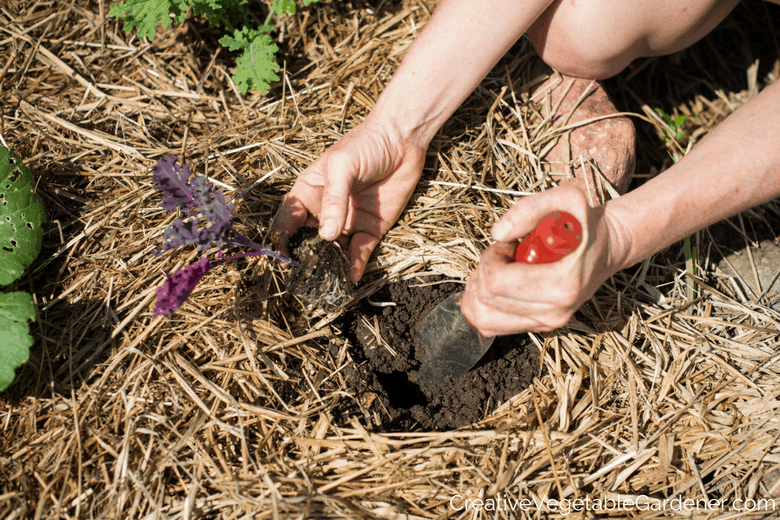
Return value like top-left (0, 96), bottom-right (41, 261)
top-left (287, 227), bottom-right (353, 312)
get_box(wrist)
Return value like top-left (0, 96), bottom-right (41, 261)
top-left (368, 0), bottom-right (558, 148)
top-left (370, 87), bottom-right (442, 149)
top-left (601, 202), bottom-right (635, 272)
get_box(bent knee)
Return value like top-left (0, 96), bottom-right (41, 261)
top-left (527, 0), bottom-right (742, 79)
top-left (527, 10), bottom-right (636, 79)
top-left (529, 42), bottom-right (632, 80)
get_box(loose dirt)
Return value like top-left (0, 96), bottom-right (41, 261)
top-left (287, 234), bottom-right (539, 430)
top-left (343, 278), bottom-right (539, 431)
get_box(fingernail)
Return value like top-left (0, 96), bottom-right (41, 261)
top-left (349, 265), bottom-right (361, 283)
top-left (320, 220), bottom-right (338, 239)
top-left (492, 220), bottom-right (510, 241)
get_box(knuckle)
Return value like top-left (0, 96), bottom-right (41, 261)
top-left (324, 150), bottom-right (355, 175)
top-left (483, 276), bottom-right (502, 299)
top-left (320, 191), bottom-right (345, 210)
top-left (539, 323), bottom-right (559, 333)
top-left (469, 313), bottom-right (486, 332)
top-left (464, 300), bottom-right (491, 332)
top-left (552, 313), bottom-right (571, 329)
top-left (540, 313), bottom-right (570, 331)
top-left (460, 305), bottom-right (480, 329)
top-left (551, 280), bottom-right (580, 308)
top-left (481, 267), bottom-right (507, 298)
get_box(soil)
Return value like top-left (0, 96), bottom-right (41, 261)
top-left (287, 227), bottom-right (353, 312)
top-left (342, 278), bottom-right (539, 431)
top-left (286, 230), bottom-right (540, 431)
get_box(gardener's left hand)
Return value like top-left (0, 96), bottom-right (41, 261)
top-left (460, 185), bottom-right (629, 336)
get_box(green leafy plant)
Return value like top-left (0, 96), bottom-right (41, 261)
top-left (654, 108), bottom-right (697, 304)
top-left (654, 107), bottom-right (690, 143)
top-left (110, 0), bottom-right (333, 94)
top-left (0, 146), bottom-right (45, 391)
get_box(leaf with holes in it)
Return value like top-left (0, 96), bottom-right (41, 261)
top-left (0, 147), bottom-right (46, 287)
top-left (0, 291), bottom-right (35, 391)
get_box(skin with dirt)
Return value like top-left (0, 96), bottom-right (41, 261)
top-left (343, 278), bottom-right (539, 431)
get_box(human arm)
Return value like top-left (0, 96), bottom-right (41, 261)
top-left (609, 79), bottom-right (780, 267)
top-left (372, 0), bottom-right (557, 146)
top-left (273, 0), bottom-right (557, 282)
top-left (461, 80), bottom-right (780, 335)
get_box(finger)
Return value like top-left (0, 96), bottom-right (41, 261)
top-left (478, 242), bottom-right (564, 304)
top-left (271, 197), bottom-right (307, 268)
top-left (276, 217), bottom-right (326, 274)
top-left (319, 158), bottom-right (354, 240)
top-left (472, 315), bottom-right (556, 337)
top-left (347, 230), bottom-right (381, 283)
top-left (465, 284), bottom-right (567, 335)
top-left (272, 188), bottom-right (317, 240)
top-left (467, 243), bottom-right (571, 321)
top-left (483, 240), bottom-right (516, 263)
top-left (491, 184), bottom-right (589, 242)
top-left (461, 273), bottom-right (550, 335)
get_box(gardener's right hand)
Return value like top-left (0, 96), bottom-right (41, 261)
top-left (272, 114), bottom-right (427, 282)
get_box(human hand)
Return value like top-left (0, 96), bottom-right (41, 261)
top-left (272, 115), bottom-right (427, 282)
top-left (460, 185), bottom-right (629, 336)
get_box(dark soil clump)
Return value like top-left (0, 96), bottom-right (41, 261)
top-left (344, 277), bottom-right (539, 431)
top-left (287, 227), bottom-right (353, 312)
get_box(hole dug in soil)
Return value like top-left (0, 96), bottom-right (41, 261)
top-left (287, 228), bottom-right (539, 431)
top-left (346, 279), bottom-right (539, 431)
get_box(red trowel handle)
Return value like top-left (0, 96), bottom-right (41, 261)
top-left (514, 211), bottom-right (583, 264)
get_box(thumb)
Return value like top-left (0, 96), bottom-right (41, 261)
top-left (318, 167), bottom-right (353, 240)
top-left (491, 185), bottom-right (589, 242)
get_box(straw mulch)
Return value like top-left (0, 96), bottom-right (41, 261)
top-left (2, 0), bottom-right (780, 518)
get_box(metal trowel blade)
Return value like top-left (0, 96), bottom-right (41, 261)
top-left (414, 212), bottom-right (583, 386)
top-left (415, 292), bottom-right (495, 385)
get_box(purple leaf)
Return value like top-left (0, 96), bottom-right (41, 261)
top-left (153, 155), bottom-right (198, 213)
top-left (151, 156), bottom-right (298, 316)
top-left (153, 155), bottom-right (235, 252)
top-left (154, 257), bottom-right (212, 316)
top-left (161, 215), bottom-right (231, 252)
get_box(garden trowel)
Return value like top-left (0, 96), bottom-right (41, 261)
top-left (416, 212), bottom-right (583, 385)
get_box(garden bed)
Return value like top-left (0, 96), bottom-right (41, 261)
top-left (2, 0), bottom-right (780, 518)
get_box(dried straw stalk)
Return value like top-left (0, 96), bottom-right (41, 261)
top-left (1, 0), bottom-right (780, 518)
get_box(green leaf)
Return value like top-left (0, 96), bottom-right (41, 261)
top-left (222, 26), bottom-right (280, 95)
top-left (0, 147), bottom-right (45, 287)
top-left (654, 107), bottom-right (674, 126)
top-left (673, 115), bottom-right (688, 128)
top-left (219, 25), bottom-right (265, 51)
top-left (189, 0), bottom-right (249, 29)
top-left (269, 0), bottom-right (297, 15)
top-left (109, 0), bottom-right (181, 41)
top-left (0, 291), bottom-right (35, 392)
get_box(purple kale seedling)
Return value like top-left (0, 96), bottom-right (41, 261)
top-left (152, 155), bottom-right (294, 316)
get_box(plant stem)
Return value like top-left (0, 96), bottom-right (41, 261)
top-left (683, 235), bottom-right (696, 305)
top-left (228, 230), bottom-right (297, 265)
top-left (661, 122), bottom-right (697, 307)
top-left (211, 249), bottom-right (285, 268)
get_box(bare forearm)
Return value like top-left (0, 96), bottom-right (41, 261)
top-left (608, 80), bottom-right (780, 269)
top-left (373, 0), bottom-right (555, 145)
